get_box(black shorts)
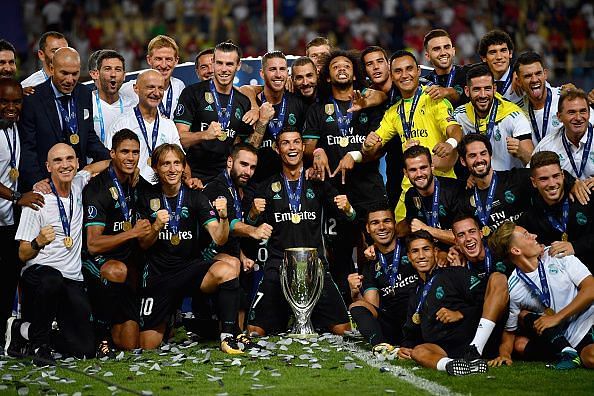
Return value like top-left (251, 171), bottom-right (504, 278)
top-left (140, 259), bottom-right (213, 330)
top-left (247, 259), bottom-right (349, 334)
top-left (377, 306), bottom-right (408, 346)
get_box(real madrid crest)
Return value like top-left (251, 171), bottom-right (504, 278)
top-left (205, 92), bottom-right (214, 104)
top-left (271, 181), bottom-right (282, 193)
top-left (325, 104), bottom-right (334, 115)
top-left (150, 198), bottom-right (160, 211)
top-left (109, 187), bottom-right (118, 200)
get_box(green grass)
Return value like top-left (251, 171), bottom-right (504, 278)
top-left (1, 335), bottom-right (593, 395)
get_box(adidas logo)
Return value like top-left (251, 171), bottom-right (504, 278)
top-left (273, 193), bottom-right (282, 200)
top-left (204, 105), bottom-right (213, 111)
top-left (326, 116), bottom-right (334, 122)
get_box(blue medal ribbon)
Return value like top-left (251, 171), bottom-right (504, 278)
top-left (282, 169), bottom-right (303, 214)
top-left (398, 87), bottom-right (422, 140)
top-left (331, 98), bottom-right (353, 137)
top-left (473, 171), bottom-right (498, 227)
top-left (224, 170), bottom-right (243, 221)
top-left (528, 87), bottom-right (552, 143)
top-left (55, 95), bottom-right (78, 135)
top-left (3, 126), bottom-right (17, 171)
top-left (474, 98), bottom-right (499, 139)
top-left (516, 259), bottom-right (552, 310)
top-left (467, 244), bottom-right (493, 275)
top-left (107, 166), bottom-right (132, 223)
top-left (262, 93), bottom-right (287, 139)
top-left (421, 177), bottom-right (441, 228)
top-left (498, 70), bottom-right (512, 95)
top-left (432, 66), bottom-right (456, 88)
top-left (134, 106), bottom-right (160, 158)
top-left (561, 123), bottom-right (593, 179)
top-left (162, 185), bottom-right (185, 235)
top-left (158, 84), bottom-right (173, 118)
top-left (377, 241), bottom-right (403, 287)
top-left (414, 274), bottom-right (437, 317)
top-left (49, 181), bottom-right (73, 239)
top-left (95, 91), bottom-right (124, 143)
top-left (210, 80), bottom-right (234, 130)
top-left (546, 197), bottom-right (569, 235)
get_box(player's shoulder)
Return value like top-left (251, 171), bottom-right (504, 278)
top-left (534, 129), bottom-right (563, 151)
top-left (181, 80), bottom-right (209, 96)
top-left (84, 169), bottom-right (110, 192)
top-left (203, 173), bottom-right (227, 195)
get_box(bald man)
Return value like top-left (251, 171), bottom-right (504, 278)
top-left (7, 143), bottom-right (109, 365)
top-left (18, 47), bottom-right (110, 191)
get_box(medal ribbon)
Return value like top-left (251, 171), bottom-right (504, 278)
top-left (399, 87), bottom-right (422, 140)
top-left (474, 98), bottom-right (499, 139)
top-left (262, 93), bottom-right (287, 139)
top-left (414, 274), bottom-right (437, 317)
top-left (467, 244), bottom-right (493, 275)
top-left (107, 165), bottom-right (132, 223)
top-left (424, 177), bottom-right (441, 228)
top-left (432, 66), bottom-right (456, 88)
top-left (134, 106), bottom-right (160, 158)
top-left (282, 169), bottom-right (303, 214)
top-left (158, 84), bottom-right (173, 118)
top-left (546, 197), bottom-right (569, 235)
top-left (498, 70), bottom-right (512, 95)
top-left (210, 80), bottom-right (234, 130)
top-left (561, 123), bottom-right (593, 179)
top-left (3, 126), bottom-right (17, 171)
top-left (516, 259), bottom-right (552, 309)
top-left (55, 95), bottom-right (78, 135)
top-left (224, 170), bottom-right (243, 221)
top-left (473, 171), bottom-right (498, 227)
top-left (50, 180), bottom-right (73, 239)
top-left (377, 241), bottom-right (403, 287)
top-left (162, 185), bottom-right (185, 235)
top-left (331, 98), bottom-right (353, 137)
top-left (95, 91), bottom-right (123, 143)
top-left (528, 87), bottom-right (552, 143)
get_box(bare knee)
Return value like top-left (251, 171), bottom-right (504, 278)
top-left (514, 336), bottom-right (529, 356)
top-left (247, 325), bottom-right (266, 337)
top-left (330, 322), bottom-right (351, 335)
top-left (212, 260), bottom-right (239, 284)
top-left (581, 345), bottom-right (594, 368)
top-left (101, 261), bottom-right (128, 283)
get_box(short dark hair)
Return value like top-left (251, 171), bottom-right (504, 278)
top-left (466, 63), bottom-right (494, 87)
top-left (291, 56), bottom-right (316, 71)
top-left (389, 50), bottom-right (418, 68)
top-left (403, 145), bottom-right (432, 168)
top-left (317, 49), bottom-right (367, 97)
top-left (365, 202), bottom-right (394, 223)
top-left (231, 142), bottom-right (258, 160)
top-left (306, 37), bottom-right (330, 52)
top-left (0, 77), bottom-right (22, 93)
top-left (39, 31), bottom-right (66, 52)
top-left (457, 134), bottom-right (493, 159)
top-left (405, 230), bottom-right (435, 252)
top-left (0, 39), bottom-right (16, 55)
top-left (194, 47), bottom-right (214, 68)
top-left (111, 128), bottom-right (140, 151)
top-left (96, 50), bottom-right (126, 71)
top-left (214, 40), bottom-right (242, 61)
top-left (530, 151), bottom-right (561, 173)
top-left (423, 29), bottom-right (451, 50)
top-left (451, 214), bottom-right (481, 232)
top-left (261, 51), bottom-right (287, 69)
top-left (558, 87), bottom-right (589, 113)
top-left (87, 50), bottom-right (103, 72)
top-left (276, 129), bottom-right (302, 142)
top-left (514, 51), bottom-right (544, 75)
top-left (361, 46), bottom-right (388, 64)
top-left (478, 29), bottom-right (514, 58)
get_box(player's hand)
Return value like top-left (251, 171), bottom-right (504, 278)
top-left (313, 148), bottom-right (332, 181)
top-left (331, 153), bottom-right (356, 185)
top-left (425, 85), bottom-right (447, 100)
top-left (249, 198), bottom-right (266, 219)
top-left (404, 139), bottom-right (420, 150)
top-left (37, 225), bottom-right (56, 247)
top-left (258, 102), bottom-right (275, 124)
top-left (184, 177), bottom-right (204, 190)
top-left (214, 196), bottom-right (228, 219)
top-left (569, 179), bottom-right (591, 205)
top-left (252, 223), bottom-right (273, 240)
top-left (133, 219), bottom-right (152, 238)
top-left (466, 175), bottom-right (477, 190)
top-left (398, 347), bottom-right (413, 360)
top-left (433, 141), bottom-right (455, 158)
top-left (533, 313), bottom-right (562, 335)
top-left (560, 83), bottom-right (577, 94)
top-left (588, 88), bottom-right (594, 106)
top-left (23, 86), bottom-right (35, 96)
top-left (446, 246), bottom-right (465, 267)
top-left (285, 77), bottom-right (294, 93)
top-left (347, 89), bottom-right (367, 113)
top-left (584, 177), bottom-right (594, 190)
top-left (334, 195), bottom-right (352, 214)
top-left (488, 355), bottom-right (512, 367)
top-left (33, 178), bottom-right (52, 194)
top-left (305, 166), bottom-right (323, 181)
top-left (17, 191), bottom-right (44, 210)
top-left (435, 307), bottom-right (463, 323)
top-left (362, 132), bottom-right (382, 153)
top-left (154, 209), bottom-right (170, 230)
top-left (410, 218), bottom-right (427, 233)
top-left (549, 241), bottom-right (575, 258)
top-left (436, 250), bottom-right (449, 268)
top-left (506, 136), bottom-right (521, 157)
top-left (347, 273), bottom-right (363, 293)
top-left (363, 245), bottom-right (376, 261)
top-left (241, 253), bottom-right (255, 272)
top-left (242, 108), bottom-right (260, 126)
top-left (205, 121), bottom-right (224, 140)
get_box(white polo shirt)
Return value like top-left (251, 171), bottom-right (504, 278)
top-left (20, 69), bottom-right (48, 88)
top-left (92, 90), bottom-right (136, 146)
top-left (0, 124), bottom-right (21, 226)
top-left (119, 76), bottom-right (185, 119)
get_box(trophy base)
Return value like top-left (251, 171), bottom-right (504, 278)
top-left (287, 332), bottom-right (319, 339)
top-left (287, 320), bottom-right (317, 338)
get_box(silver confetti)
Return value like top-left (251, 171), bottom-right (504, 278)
top-left (103, 372), bottom-right (113, 377)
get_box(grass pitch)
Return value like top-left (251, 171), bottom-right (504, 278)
top-left (1, 333), bottom-right (593, 395)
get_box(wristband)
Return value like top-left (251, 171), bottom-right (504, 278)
top-left (445, 137), bottom-right (458, 149)
top-left (348, 151), bottom-right (362, 163)
top-left (31, 238), bottom-right (42, 251)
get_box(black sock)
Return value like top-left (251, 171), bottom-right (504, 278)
top-left (217, 278), bottom-right (240, 337)
top-left (350, 306), bottom-right (386, 346)
top-left (525, 312), bottom-right (572, 353)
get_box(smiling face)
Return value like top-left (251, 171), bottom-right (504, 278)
top-left (292, 63), bottom-right (317, 98)
top-left (460, 141), bottom-right (492, 178)
top-left (261, 57), bottom-right (288, 93)
top-left (111, 138), bottom-right (140, 177)
top-left (146, 46), bottom-right (178, 82)
top-left (407, 238), bottom-right (436, 275)
top-left (135, 70), bottom-right (165, 110)
top-left (481, 43), bottom-right (512, 77)
top-left (453, 218), bottom-right (485, 260)
top-left (46, 143), bottom-right (79, 184)
top-left (154, 149), bottom-right (185, 187)
top-left (425, 36), bottom-right (455, 72)
top-left (404, 154), bottom-right (434, 192)
top-left (465, 75), bottom-right (495, 118)
top-left (213, 49), bottom-right (241, 89)
top-left (0, 50), bottom-right (16, 78)
top-left (531, 163), bottom-right (565, 205)
top-left (276, 131), bottom-right (304, 169)
top-left (229, 149), bottom-right (258, 187)
top-left (391, 55), bottom-right (420, 97)
top-left (363, 51), bottom-right (389, 87)
top-left (328, 56), bottom-right (355, 89)
top-left (98, 57), bottom-right (125, 97)
top-left (196, 53), bottom-right (214, 80)
top-left (0, 83), bottom-right (23, 123)
top-left (366, 210), bottom-right (396, 247)
top-left (517, 62), bottom-right (547, 103)
top-left (558, 97), bottom-right (590, 139)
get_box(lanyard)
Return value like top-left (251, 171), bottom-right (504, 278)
top-left (162, 186), bottom-right (185, 234)
top-left (95, 91), bottom-right (124, 143)
top-left (474, 99), bottom-right (499, 139)
top-left (158, 84), bottom-right (173, 118)
top-left (331, 98), bottom-right (353, 137)
top-left (3, 126), bottom-right (17, 169)
top-left (55, 95), bottom-right (78, 134)
top-left (262, 93), bottom-right (287, 139)
top-left (528, 87), bottom-right (552, 143)
top-left (547, 197), bottom-right (569, 235)
top-left (50, 181), bottom-right (73, 238)
top-left (398, 87), bottom-right (422, 140)
top-left (209, 80), bottom-right (234, 129)
top-left (467, 244), bottom-right (493, 275)
top-left (107, 166), bottom-right (132, 222)
top-left (282, 170), bottom-right (304, 213)
top-left (134, 106), bottom-right (160, 157)
top-left (377, 241), bottom-right (403, 287)
top-left (414, 275), bottom-right (437, 316)
top-left (516, 259), bottom-right (552, 309)
top-left (561, 124), bottom-right (593, 179)
top-left (473, 172), bottom-right (498, 227)
top-left (498, 70), bottom-right (512, 95)
top-left (421, 177), bottom-right (441, 228)
top-left (432, 66), bottom-right (456, 88)
top-left (224, 170), bottom-right (243, 221)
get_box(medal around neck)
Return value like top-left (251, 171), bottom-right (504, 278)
top-left (281, 247), bottom-right (324, 337)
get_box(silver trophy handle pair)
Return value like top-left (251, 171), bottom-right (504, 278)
top-left (281, 247), bottom-right (324, 337)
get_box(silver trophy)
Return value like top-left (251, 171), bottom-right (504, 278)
top-left (281, 247), bottom-right (324, 337)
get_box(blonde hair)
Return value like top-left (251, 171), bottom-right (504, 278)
top-left (147, 35), bottom-right (179, 58)
top-left (488, 221), bottom-right (516, 260)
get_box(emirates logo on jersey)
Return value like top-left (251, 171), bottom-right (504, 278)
top-left (273, 211), bottom-right (317, 223)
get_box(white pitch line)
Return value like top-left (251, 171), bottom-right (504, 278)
top-left (334, 337), bottom-right (462, 396)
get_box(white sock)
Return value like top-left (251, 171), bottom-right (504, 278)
top-left (20, 322), bottom-right (30, 340)
top-left (436, 357), bottom-right (453, 371)
top-left (220, 332), bottom-right (233, 342)
top-left (470, 318), bottom-right (496, 355)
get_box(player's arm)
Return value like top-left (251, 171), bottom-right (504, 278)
top-left (489, 330), bottom-right (515, 367)
top-left (247, 101), bottom-right (275, 148)
top-left (424, 85), bottom-right (460, 103)
top-left (204, 196), bottom-right (230, 246)
top-left (83, 160), bottom-right (111, 176)
top-left (138, 209), bottom-right (169, 250)
top-left (412, 220), bottom-right (455, 245)
top-left (231, 221), bottom-right (273, 240)
top-left (506, 113), bottom-right (535, 165)
top-left (347, 88), bottom-right (388, 112)
top-left (362, 288), bottom-right (380, 307)
top-left (0, 184), bottom-right (44, 210)
top-left (18, 224), bottom-right (55, 262)
top-left (176, 121), bottom-right (224, 148)
top-left (86, 221), bottom-right (152, 255)
top-left (362, 109), bottom-right (398, 161)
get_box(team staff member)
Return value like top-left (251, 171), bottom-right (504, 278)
top-left (82, 129), bottom-right (152, 354)
top-left (195, 48), bottom-right (214, 81)
top-left (246, 130), bottom-right (352, 336)
top-left (136, 144), bottom-right (246, 354)
top-left (8, 144), bottom-right (109, 365)
top-left (362, 50), bottom-right (462, 222)
top-left (0, 40), bottom-right (17, 79)
top-left (174, 41), bottom-right (254, 184)
top-left (21, 31), bottom-right (68, 88)
top-left (348, 204), bottom-right (418, 357)
top-left (489, 222), bottom-right (594, 370)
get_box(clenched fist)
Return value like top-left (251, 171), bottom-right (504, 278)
top-left (154, 209), bottom-right (170, 231)
top-left (37, 225), bottom-right (56, 247)
top-left (214, 196), bottom-right (228, 219)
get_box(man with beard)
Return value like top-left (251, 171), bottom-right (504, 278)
top-left (195, 48), bottom-right (214, 81)
top-left (120, 35), bottom-right (185, 120)
top-left (423, 29), bottom-right (469, 108)
top-left (0, 40), bottom-right (17, 79)
top-left (453, 64), bottom-right (534, 171)
top-left (92, 50), bottom-right (134, 146)
top-left (291, 57), bottom-right (319, 103)
top-left (21, 31), bottom-right (68, 89)
top-left (348, 204), bottom-right (418, 357)
top-left (306, 37), bottom-right (331, 74)
top-left (519, 151), bottom-right (594, 272)
top-left (246, 130), bottom-right (352, 336)
top-left (174, 41), bottom-right (254, 184)
top-left (362, 50), bottom-right (462, 222)
top-left (534, 88), bottom-right (594, 181)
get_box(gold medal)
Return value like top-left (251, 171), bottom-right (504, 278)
top-left (218, 131), bottom-right (228, 141)
top-left (339, 136), bottom-right (349, 147)
top-left (291, 213), bottom-right (301, 224)
top-left (482, 225), bottom-right (491, 236)
top-left (412, 312), bottom-right (421, 325)
top-left (271, 182), bottom-right (282, 193)
top-left (8, 167), bottom-right (19, 182)
top-left (561, 232), bottom-right (568, 242)
top-left (64, 236), bottom-right (73, 248)
top-left (123, 221), bottom-right (132, 231)
top-left (150, 198), bottom-right (160, 211)
top-left (69, 134), bottom-right (80, 145)
top-left (147, 156), bottom-right (152, 166)
top-left (544, 307), bottom-right (555, 316)
top-left (469, 195), bottom-right (476, 208)
top-left (171, 234), bottom-right (181, 245)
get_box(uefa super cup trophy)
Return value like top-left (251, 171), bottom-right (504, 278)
top-left (281, 247), bottom-right (324, 337)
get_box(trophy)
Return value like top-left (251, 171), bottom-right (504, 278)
top-left (281, 247), bottom-right (325, 337)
